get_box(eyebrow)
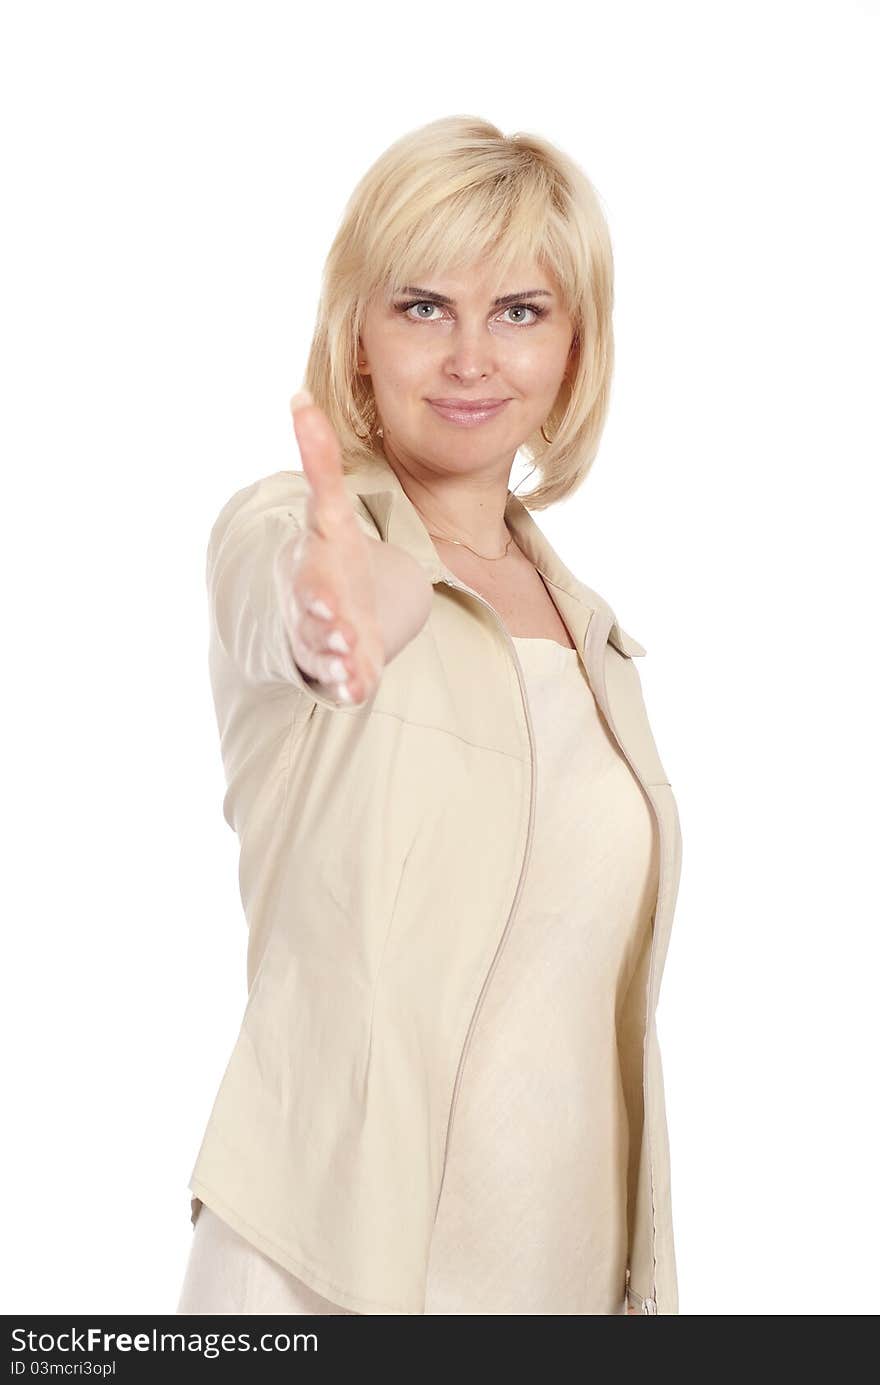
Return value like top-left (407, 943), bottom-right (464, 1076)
top-left (395, 286), bottom-right (553, 308)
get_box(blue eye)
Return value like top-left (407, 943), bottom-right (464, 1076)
top-left (501, 303), bottom-right (546, 324)
top-left (399, 300), bottom-right (443, 321)
top-left (394, 300), bottom-right (548, 324)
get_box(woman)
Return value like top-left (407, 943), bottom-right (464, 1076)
top-left (177, 115), bottom-right (683, 1316)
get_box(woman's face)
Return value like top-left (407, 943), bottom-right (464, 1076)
top-left (356, 259), bottom-right (577, 479)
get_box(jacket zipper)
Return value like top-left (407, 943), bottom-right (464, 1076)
top-left (431, 580), bottom-right (661, 1315)
top-left (432, 576), bottom-right (539, 1222)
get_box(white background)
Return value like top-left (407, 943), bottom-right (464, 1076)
top-left (2, 0), bottom-right (877, 1316)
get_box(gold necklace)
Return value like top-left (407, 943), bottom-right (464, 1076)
top-left (425, 530), bottom-right (514, 562)
top-left (407, 484), bottom-right (515, 561)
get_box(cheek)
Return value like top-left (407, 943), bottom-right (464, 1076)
top-left (530, 331), bottom-right (576, 383)
top-left (374, 343), bottom-right (431, 395)
top-left (505, 347), bottom-right (568, 393)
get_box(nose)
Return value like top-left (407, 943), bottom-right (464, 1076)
top-left (442, 325), bottom-right (496, 382)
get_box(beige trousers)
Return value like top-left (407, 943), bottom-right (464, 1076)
top-left (176, 1203), bottom-right (358, 1315)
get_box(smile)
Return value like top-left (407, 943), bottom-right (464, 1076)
top-left (427, 400), bottom-right (510, 427)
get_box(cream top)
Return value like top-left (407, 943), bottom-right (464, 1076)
top-left (423, 635), bottom-right (659, 1315)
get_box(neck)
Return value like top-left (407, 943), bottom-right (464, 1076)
top-left (379, 442), bottom-right (513, 554)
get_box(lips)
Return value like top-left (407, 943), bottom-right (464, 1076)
top-left (428, 399), bottom-right (509, 410)
top-left (427, 399), bottom-right (511, 427)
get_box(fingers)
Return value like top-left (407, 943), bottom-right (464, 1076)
top-left (281, 577), bottom-right (356, 694)
top-left (286, 617), bottom-right (355, 699)
top-left (289, 620), bottom-right (379, 709)
top-left (273, 532), bottom-right (348, 695)
top-left (298, 608), bottom-right (354, 657)
top-left (281, 535), bottom-right (354, 651)
top-left (277, 556), bottom-right (377, 704)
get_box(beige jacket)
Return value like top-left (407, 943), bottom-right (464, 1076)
top-left (187, 454), bottom-right (683, 1316)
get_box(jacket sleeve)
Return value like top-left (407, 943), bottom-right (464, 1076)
top-left (206, 469), bottom-right (380, 709)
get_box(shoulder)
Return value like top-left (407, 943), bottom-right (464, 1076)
top-left (208, 468), bottom-right (381, 544)
top-left (570, 575), bottom-right (647, 658)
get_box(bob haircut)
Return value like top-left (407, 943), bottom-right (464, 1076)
top-left (302, 114), bottom-right (615, 510)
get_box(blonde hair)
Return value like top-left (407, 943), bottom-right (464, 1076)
top-left (303, 115), bottom-right (615, 509)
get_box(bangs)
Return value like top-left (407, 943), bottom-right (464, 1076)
top-left (368, 164), bottom-right (584, 318)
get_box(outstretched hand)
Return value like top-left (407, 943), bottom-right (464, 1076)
top-left (274, 391), bottom-right (386, 706)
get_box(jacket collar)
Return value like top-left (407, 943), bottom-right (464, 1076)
top-left (344, 454), bottom-right (645, 658)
